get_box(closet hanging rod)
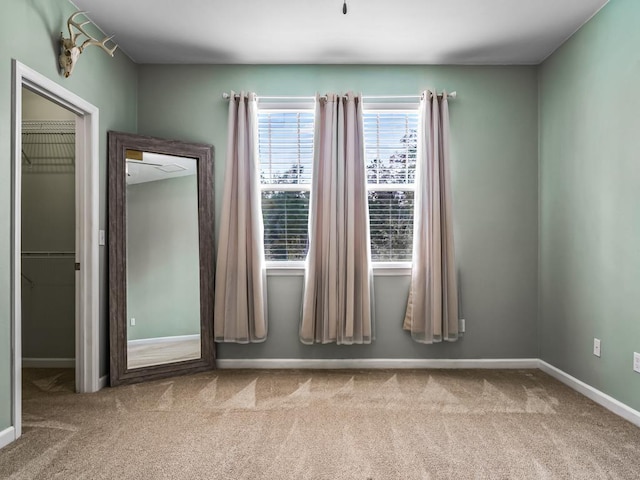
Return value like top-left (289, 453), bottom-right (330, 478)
top-left (222, 92), bottom-right (457, 101)
top-left (21, 251), bottom-right (75, 258)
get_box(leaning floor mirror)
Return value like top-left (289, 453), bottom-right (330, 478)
top-left (108, 131), bottom-right (215, 386)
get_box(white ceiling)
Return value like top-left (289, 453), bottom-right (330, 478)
top-left (126, 152), bottom-right (197, 185)
top-left (71, 0), bottom-right (608, 65)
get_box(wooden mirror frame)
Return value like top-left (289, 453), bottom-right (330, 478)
top-left (108, 131), bottom-right (215, 386)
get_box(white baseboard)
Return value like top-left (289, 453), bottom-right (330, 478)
top-left (22, 358), bottom-right (75, 369)
top-left (98, 375), bottom-right (108, 390)
top-left (216, 358), bottom-right (540, 369)
top-left (538, 360), bottom-right (640, 428)
top-left (128, 334), bottom-right (199, 346)
top-left (0, 426), bottom-right (16, 450)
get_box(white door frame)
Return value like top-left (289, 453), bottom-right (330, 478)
top-left (10, 60), bottom-right (100, 442)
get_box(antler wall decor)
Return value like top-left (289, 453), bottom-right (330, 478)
top-left (59, 11), bottom-right (117, 78)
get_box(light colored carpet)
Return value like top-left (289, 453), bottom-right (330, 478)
top-left (2, 368), bottom-right (640, 479)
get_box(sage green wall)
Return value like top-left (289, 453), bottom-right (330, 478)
top-left (21, 258), bottom-right (75, 359)
top-left (21, 171), bottom-right (76, 360)
top-left (23, 88), bottom-right (75, 121)
top-left (126, 176), bottom-right (201, 341)
top-left (21, 90), bottom-right (75, 361)
top-left (137, 64), bottom-right (540, 361)
top-left (0, 0), bottom-right (137, 431)
top-left (539, 0), bottom-right (640, 411)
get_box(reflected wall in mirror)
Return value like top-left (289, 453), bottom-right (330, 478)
top-left (109, 132), bottom-right (215, 386)
top-left (126, 152), bottom-right (201, 369)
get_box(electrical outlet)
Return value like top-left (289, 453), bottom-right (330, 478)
top-left (634, 352), bottom-right (640, 373)
top-left (131, 317), bottom-right (136, 327)
top-left (593, 338), bottom-right (601, 357)
top-left (460, 319), bottom-right (466, 333)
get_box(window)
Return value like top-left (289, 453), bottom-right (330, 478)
top-left (258, 110), bottom-right (314, 262)
top-left (259, 105), bottom-right (418, 266)
top-left (363, 110), bottom-right (418, 262)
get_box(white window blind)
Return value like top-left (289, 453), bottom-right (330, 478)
top-left (258, 110), bottom-right (314, 261)
top-left (363, 110), bottom-right (418, 262)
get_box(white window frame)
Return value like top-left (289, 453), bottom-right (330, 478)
top-left (258, 105), bottom-right (314, 272)
top-left (363, 103), bottom-right (419, 273)
top-left (258, 101), bottom-right (418, 277)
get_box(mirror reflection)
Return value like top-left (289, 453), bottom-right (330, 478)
top-left (125, 150), bottom-right (201, 369)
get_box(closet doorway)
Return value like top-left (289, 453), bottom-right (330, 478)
top-left (11, 61), bottom-right (100, 445)
top-left (20, 88), bottom-right (77, 392)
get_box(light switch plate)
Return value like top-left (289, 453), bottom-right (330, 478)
top-left (593, 338), bottom-right (601, 357)
top-left (634, 352), bottom-right (640, 373)
top-left (99, 229), bottom-right (105, 246)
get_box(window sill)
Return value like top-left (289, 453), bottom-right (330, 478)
top-left (266, 262), bottom-right (306, 276)
top-left (373, 263), bottom-right (412, 276)
top-left (265, 262), bottom-right (411, 277)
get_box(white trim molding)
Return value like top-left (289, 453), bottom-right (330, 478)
top-left (538, 361), bottom-right (640, 428)
top-left (216, 358), bottom-right (540, 370)
top-left (22, 358), bottom-right (76, 369)
top-left (0, 427), bottom-right (16, 450)
top-left (74, 92), bottom-right (101, 395)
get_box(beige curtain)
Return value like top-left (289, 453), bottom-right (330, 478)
top-left (300, 93), bottom-right (374, 345)
top-left (403, 90), bottom-right (459, 343)
top-left (214, 92), bottom-right (268, 343)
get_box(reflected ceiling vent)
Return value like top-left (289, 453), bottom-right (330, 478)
top-left (155, 163), bottom-right (187, 173)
